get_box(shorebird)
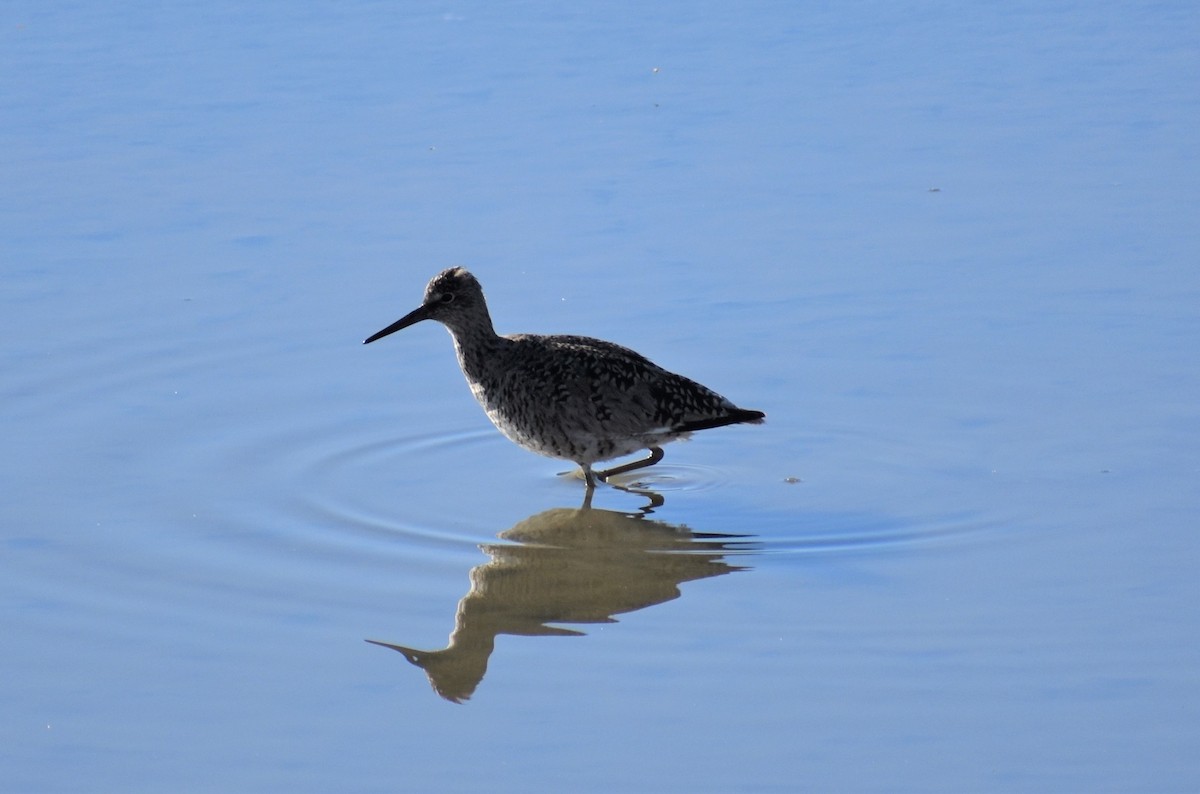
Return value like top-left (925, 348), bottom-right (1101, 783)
top-left (364, 268), bottom-right (764, 488)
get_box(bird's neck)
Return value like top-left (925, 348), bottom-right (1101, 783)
top-left (446, 320), bottom-right (503, 384)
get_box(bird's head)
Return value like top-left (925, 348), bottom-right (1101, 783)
top-left (364, 267), bottom-right (488, 344)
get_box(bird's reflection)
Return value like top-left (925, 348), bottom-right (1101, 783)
top-left (368, 498), bottom-right (757, 703)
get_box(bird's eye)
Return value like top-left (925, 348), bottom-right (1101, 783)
top-left (440, 293), bottom-right (455, 304)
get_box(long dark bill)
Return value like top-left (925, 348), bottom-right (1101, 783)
top-left (363, 304), bottom-right (432, 344)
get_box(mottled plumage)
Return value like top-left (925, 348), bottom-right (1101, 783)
top-left (364, 268), bottom-right (764, 487)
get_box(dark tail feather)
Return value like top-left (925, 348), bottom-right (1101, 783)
top-left (673, 409), bottom-right (765, 434)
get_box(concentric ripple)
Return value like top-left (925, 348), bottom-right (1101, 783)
top-left (245, 416), bottom-right (1006, 563)
top-left (603, 462), bottom-right (731, 493)
top-left (289, 425), bottom-right (502, 545)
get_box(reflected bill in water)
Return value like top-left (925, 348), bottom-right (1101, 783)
top-left (367, 501), bottom-right (758, 703)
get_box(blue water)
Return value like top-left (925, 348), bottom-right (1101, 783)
top-left (3, 3), bottom-right (1198, 792)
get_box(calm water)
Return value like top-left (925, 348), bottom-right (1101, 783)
top-left (4, 2), bottom-right (1198, 792)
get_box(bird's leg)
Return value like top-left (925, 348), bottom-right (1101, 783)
top-left (596, 447), bottom-right (665, 482)
top-left (581, 463), bottom-right (597, 490)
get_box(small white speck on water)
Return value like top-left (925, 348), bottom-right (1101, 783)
top-left (784, 476), bottom-right (801, 484)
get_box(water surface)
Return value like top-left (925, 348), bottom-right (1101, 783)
top-left (3, 3), bottom-right (1198, 792)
